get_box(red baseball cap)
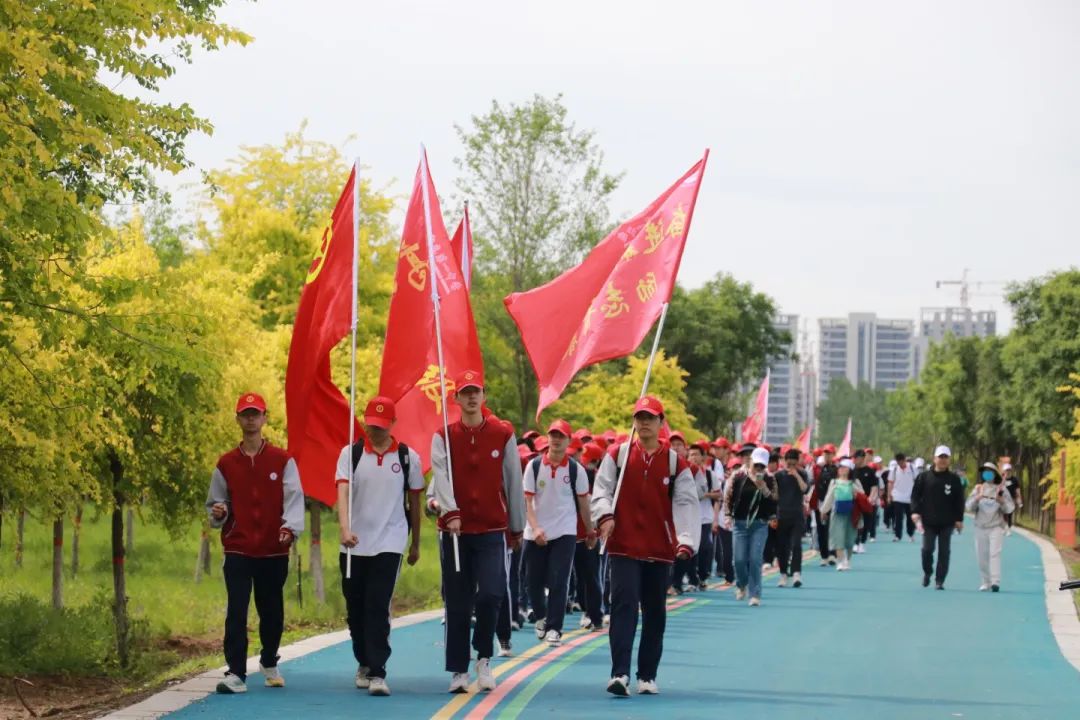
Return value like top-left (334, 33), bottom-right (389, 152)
top-left (691, 439), bottom-right (711, 453)
top-left (363, 396), bottom-right (396, 429)
top-left (456, 369), bottom-right (484, 391)
top-left (602, 429), bottom-right (618, 442)
top-left (547, 419), bottom-right (572, 437)
top-left (533, 436), bottom-right (550, 452)
top-left (236, 393), bottom-right (267, 413)
top-left (711, 437), bottom-right (730, 449)
top-left (822, 443), bottom-right (837, 454)
top-left (633, 395), bottom-right (664, 417)
top-left (593, 436), bottom-right (610, 450)
top-left (573, 428), bottom-right (593, 441)
top-left (569, 437), bottom-right (584, 452)
top-left (669, 430), bottom-right (686, 443)
top-left (522, 430), bottom-right (541, 441)
top-left (581, 441), bottom-right (605, 465)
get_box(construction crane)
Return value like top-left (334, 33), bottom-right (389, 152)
top-left (935, 269), bottom-right (1011, 308)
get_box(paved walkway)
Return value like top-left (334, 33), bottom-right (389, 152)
top-left (150, 529), bottom-right (1079, 719)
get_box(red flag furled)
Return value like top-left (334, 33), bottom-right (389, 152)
top-left (837, 417), bottom-right (853, 457)
top-left (794, 425), bottom-right (813, 454)
top-left (740, 371), bottom-right (770, 445)
top-left (449, 204), bottom-right (474, 290)
top-left (504, 152), bottom-right (709, 418)
top-left (285, 164), bottom-right (360, 506)
top-left (379, 150), bottom-right (483, 469)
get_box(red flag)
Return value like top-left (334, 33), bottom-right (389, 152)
top-left (449, 204), bottom-right (474, 290)
top-left (504, 152), bottom-right (709, 418)
top-left (837, 417), bottom-right (853, 457)
top-left (794, 425), bottom-right (812, 454)
top-left (285, 164), bottom-right (360, 507)
top-left (740, 371), bottom-right (770, 445)
top-left (378, 150), bottom-right (483, 470)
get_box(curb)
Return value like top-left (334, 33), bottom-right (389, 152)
top-left (1013, 526), bottom-right (1080, 674)
top-left (98, 609), bottom-right (443, 719)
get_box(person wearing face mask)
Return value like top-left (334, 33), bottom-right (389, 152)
top-left (724, 446), bottom-right (778, 606)
top-left (965, 463), bottom-right (1015, 592)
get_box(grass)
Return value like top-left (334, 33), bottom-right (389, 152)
top-left (0, 504), bottom-right (443, 681)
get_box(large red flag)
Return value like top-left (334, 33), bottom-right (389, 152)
top-left (740, 372), bottom-right (770, 445)
top-left (285, 164), bottom-right (361, 507)
top-left (379, 150), bottom-right (482, 469)
top-left (794, 425), bottom-right (812, 454)
top-left (449, 204), bottom-right (474, 290)
top-left (504, 152), bottom-right (709, 418)
top-left (837, 417), bottom-right (853, 457)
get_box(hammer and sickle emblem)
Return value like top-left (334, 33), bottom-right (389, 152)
top-left (306, 226), bottom-right (332, 284)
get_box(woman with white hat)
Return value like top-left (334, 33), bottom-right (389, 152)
top-left (820, 459), bottom-right (864, 570)
top-left (723, 446), bottom-right (778, 606)
top-left (965, 463), bottom-right (1014, 592)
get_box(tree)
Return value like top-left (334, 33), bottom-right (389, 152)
top-left (816, 378), bottom-right (894, 452)
top-left (658, 275), bottom-right (792, 436)
top-left (454, 95), bottom-right (621, 426)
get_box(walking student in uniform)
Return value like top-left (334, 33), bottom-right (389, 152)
top-left (592, 396), bottom-right (699, 697)
top-left (206, 393), bottom-right (305, 694)
top-left (523, 419), bottom-right (593, 647)
top-left (774, 448), bottom-right (808, 587)
top-left (812, 444), bottom-right (838, 565)
top-left (572, 442), bottom-right (605, 631)
top-left (335, 396), bottom-right (425, 696)
top-left (911, 445), bottom-right (965, 590)
top-left (432, 371), bottom-right (526, 694)
top-left (888, 453), bottom-right (917, 542)
top-left (966, 462), bottom-right (1015, 592)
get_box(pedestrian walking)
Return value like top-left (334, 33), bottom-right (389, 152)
top-left (820, 459), bottom-right (864, 571)
top-left (724, 446), bottom-right (777, 606)
top-left (966, 463), bottom-right (1015, 592)
top-left (811, 444), bottom-right (838, 565)
top-left (774, 448), bottom-right (808, 587)
top-left (911, 446), bottom-right (965, 590)
top-left (889, 453), bottom-right (918, 542)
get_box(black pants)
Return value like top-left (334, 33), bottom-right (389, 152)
top-left (573, 541), bottom-right (604, 626)
top-left (922, 524), bottom-right (954, 584)
top-left (670, 554), bottom-right (698, 591)
top-left (609, 556), bottom-right (668, 681)
top-left (496, 543), bottom-right (521, 644)
top-left (696, 523), bottom-right (715, 582)
top-left (883, 503), bottom-right (893, 529)
top-left (776, 517), bottom-right (803, 575)
top-left (814, 509), bottom-right (833, 558)
top-left (524, 535), bottom-right (576, 634)
top-left (442, 531), bottom-right (506, 673)
top-left (714, 527), bottom-right (734, 582)
top-left (339, 552), bottom-right (401, 678)
top-left (893, 502), bottom-right (915, 539)
top-left (223, 554), bottom-right (289, 679)
top-left (858, 508), bottom-right (879, 543)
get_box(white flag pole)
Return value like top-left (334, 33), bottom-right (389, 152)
top-left (420, 145), bottom-right (461, 573)
top-left (346, 160), bottom-right (360, 580)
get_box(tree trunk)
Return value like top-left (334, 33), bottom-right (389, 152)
top-left (15, 510), bottom-right (25, 568)
top-left (194, 527), bottom-right (211, 583)
top-left (72, 505), bottom-right (82, 576)
top-left (52, 517), bottom-right (63, 609)
top-left (125, 506), bottom-right (135, 554)
top-left (310, 503), bottom-right (324, 603)
top-left (111, 455), bottom-right (130, 668)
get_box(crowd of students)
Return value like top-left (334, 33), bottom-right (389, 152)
top-left (204, 384), bottom-right (1026, 698)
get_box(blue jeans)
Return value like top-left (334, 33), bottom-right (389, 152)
top-left (733, 519), bottom-right (769, 599)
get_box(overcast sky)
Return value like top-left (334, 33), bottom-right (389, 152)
top-left (155, 0), bottom-right (1080, 339)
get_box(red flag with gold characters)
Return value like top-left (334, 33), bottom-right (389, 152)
top-left (504, 152), bottom-right (709, 418)
top-left (740, 371), bottom-right (770, 445)
top-left (285, 164), bottom-right (361, 507)
top-left (794, 425), bottom-right (813, 454)
top-left (378, 150), bottom-right (483, 469)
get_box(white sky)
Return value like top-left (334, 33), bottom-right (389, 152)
top-left (155, 0), bottom-right (1080, 336)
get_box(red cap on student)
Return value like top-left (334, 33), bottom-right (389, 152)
top-left (522, 430), bottom-right (541, 441)
top-left (711, 437), bottom-right (730, 449)
top-left (581, 442), bottom-right (605, 465)
top-left (547, 419), bottom-right (572, 437)
top-left (633, 395), bottom-right (664, 417)
top-left (692, 439), bottom-right (711, 453)
top-left (456, 370), bottom-right (484, 391)
top-left (534, 436), bottom-right (550, 452)
top-left (573, 428), bottom-right (593, 441)
top-left (569, 437), bottom-right (584, 452)
top-left (236, 393), bottom-right (267, 413)
top-left (363, 396), bottom-right (396, 429)
top-left (822, 443), bottom-right (837, 454)
top-left (669, 430), bottom-right (686, 443)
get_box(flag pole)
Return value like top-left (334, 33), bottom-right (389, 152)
top-left (420, 145), bottom-right (461, 573)
top-left (602, 301), bottom-right (670, 554)
top-left (346, 160), bottom-right (360, 580)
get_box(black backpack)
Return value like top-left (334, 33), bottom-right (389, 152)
top-left (350, 442), bottom-right (415, 529)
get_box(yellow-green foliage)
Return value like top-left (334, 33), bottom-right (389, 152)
top-left (1046, 373), bottom-right (1080, 508)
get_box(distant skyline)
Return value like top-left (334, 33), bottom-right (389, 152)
top-left (150, 0), bottom-right (1080, 333)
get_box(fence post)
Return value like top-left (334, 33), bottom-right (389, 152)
top-left (1056, 449), bottom-right (1076, 548)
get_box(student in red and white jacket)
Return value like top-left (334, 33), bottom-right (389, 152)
top-left (206, 393), bottom-right (305, 695)
top-left (591, 395), bottom-right (699, 697)
top-left (431, 370), bottom-right (526, 694)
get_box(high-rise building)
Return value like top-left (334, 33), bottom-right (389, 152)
top-left (914, 307), bottom-right (997, 376)
top-left (817, 313), bottom-right (915, 400)
top-left (764, 314), bottom-right (799, 444)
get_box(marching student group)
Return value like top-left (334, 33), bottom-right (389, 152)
top-left (205, 379), bottom-right (1024, 697)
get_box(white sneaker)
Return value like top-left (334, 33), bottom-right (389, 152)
top-left (510, 620), bottom-right (522, 631)
top-left (579, 616), bottom-right (592, 630)
top-left (870, 537), bottom-right (876, 543)
top-left (216, 673), bottom-right (247, 694)
top-left (734, 587), bottom-right (746, 601)
top-left (498, 640), bottom-right (512, 657)
top-left (979, 584), bottom-right (989, 592)
top-left (448, 672), bottom-right (470, 694)
top-left (544, 629), bottom-right (562, 647)
top-left (820, 558), bottom-right (829, 567)
top-left (607, 675), bottom-right (630, 696)
top-left (602, 614), bottom-right (611, 627)
top-left (748, 597), bottom-right (761, 607)
top-left (793, 572), bottom-right (803, 588)
top-left (777, 575), bottom-right (787, 588)
top-left (476, 658), bottom-right (496, 692)
top-left (260, 663), bottom-right (285, 688)
top-left (637, 679), bottom-right (659, 694)
top-left (368, 677), bottom-right (390, 696)
top-left (534, 619), bottom-right (547, 640)
top-left (1006, 528), bottom-right (1013, 536)
top-left (355, 665), bottom-right (371, 689)
top-left (909, 536), bottom-right (916, 543)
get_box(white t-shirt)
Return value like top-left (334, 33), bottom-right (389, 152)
top-left (698, 466), bottom-right (718, 524)
top-left (523, 455), bottom-right (589, 541)
top-left (890, 463), bottom-right (917, 504)
top-left (711, 460), bottom-right (727, 519)
top-left (335, 441), bottom-right (425, 557)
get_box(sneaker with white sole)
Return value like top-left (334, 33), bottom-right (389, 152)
top-left (748, 597), bottom-right (761, 607)
top-left (216, 673), bottom-right (247, 694)
top-left (476, 658), bottom-right (496, 692)
top-left (777, 575), bottom-right (787, 588)
top-left (355, 665), bottom-right (371, 689)
top-left (979, 584), bottom-right (989, 592)
top-left (498, 640), bottom-right (513, 657)
top-left (534, 619), bottom-right (547, 640)
top-left (579, 616), bottom-right (592, 630)
top-left (637, 679), bottom-right (659, 694)
top-left (510, 620), bottom-right (522, 631)
top-left (820, 558), bottom-right (829, 567)
top-left (607, 675), bottom-right (630, 696)
top-left (368, 677), bottom-right (390, 696)
top-left (793, 572), bottom-right (803, 588)
top-left (260, 663), bottom-right (285, 688)
top-left (734, 587), bottom-right (746, 601)
top-left (544, 629), bottom-right (562, 647)
top-left (448, 672), bottom-right (470, 693)
top-left (602, 614), bottom-right (611, 627)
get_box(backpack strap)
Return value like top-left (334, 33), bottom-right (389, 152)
top-left (569, 459), bottom-right (578, 486)
top-left (350, 441), bottom-right (365, 473)
top-left (398, 443), bottom-right (413, 529)
top-left (529, 456), bottom-right (543, 484)
top-left (668, 449), bottom-right (678, 500)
